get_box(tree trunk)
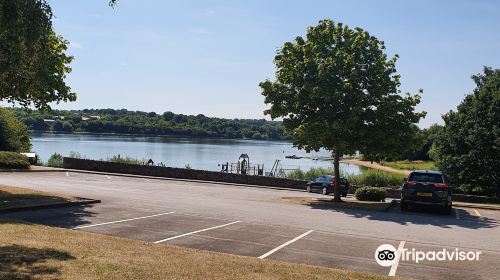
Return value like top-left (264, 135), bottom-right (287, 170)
top-left (333, 150), bottom-right (341, 202)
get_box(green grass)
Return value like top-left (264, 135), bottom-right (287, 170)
top-left (107, 154), bottom-right (143, 164)
top-left (380, 160), bottom-right (436, 171)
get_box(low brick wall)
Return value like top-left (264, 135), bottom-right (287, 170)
top-left (63, 157), bottom-right (308, 190)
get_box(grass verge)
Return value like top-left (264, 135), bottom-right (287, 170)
top-left (379, 160), bottom-right (436, 171)
top-left (0, 185), bottom-right (79, 211)
top-left (0, 220), bottom-right (391, 280)
top-left (282, 197), bottom-right (392, 212)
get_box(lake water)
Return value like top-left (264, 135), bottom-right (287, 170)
top-left (31, 132), bottom-right (363, 175)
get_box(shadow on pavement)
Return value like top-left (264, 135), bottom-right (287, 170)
top-left (0, 204), bottom-right (97, 229)
top-left (0, 244), bottom-right (74, 280)
top-left (307, 201), bottom-right (499, 229)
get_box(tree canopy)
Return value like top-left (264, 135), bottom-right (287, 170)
top-left (432, 67), bottom-right (500, 197)
top-left (0, 0), bottom-right (75, 109)
top-left (260, 19), bottom-right (425, 200)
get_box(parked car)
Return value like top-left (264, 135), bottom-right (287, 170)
top-left (401, 170), bottom-right (452, 214)
top-left (306, 175), bottom-right (349, 196)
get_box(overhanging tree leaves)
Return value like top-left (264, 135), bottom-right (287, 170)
top-left (0, 0), bottom-right (75, 110)
top-left (260, 19), bottom-right (425, 201)
top-left (432, 67), bottom-right (500, 197)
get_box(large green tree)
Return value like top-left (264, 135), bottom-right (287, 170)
top-left (260, 19), bottom-right (425, 201)
top-left (0, 0), bottom-right (75, 109)
top-left (432, 67), bottom-right (500, 197)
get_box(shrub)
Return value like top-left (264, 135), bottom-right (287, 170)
top-left (304, 167), bottom-right (334, 180)
top-left (0, 108), bottom-right (31, 152)
top-left (0, 151), bottom-right (30, 169)
top-left (355, 186), bottom-right (386, 201)
top-left (47, 153), bottom-right (63, 167)
top-left (287, 169), bottom-right (305, 180)
top-left (347, 169), bottom-right (404, 188)
top-left (108, 154), bottom-right (142, 164)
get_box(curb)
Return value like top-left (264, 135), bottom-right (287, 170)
top-left (0, 198), bottom-right (101, 214)
top-left (453, 203), bottom-right (500, 211)
top-left (383, 200), bottom-right (398, 212)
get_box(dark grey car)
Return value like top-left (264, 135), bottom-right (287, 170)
top-left (401, 170), bottom-right (452, 214)
top-left (306, 175), bottom-right (349, 196)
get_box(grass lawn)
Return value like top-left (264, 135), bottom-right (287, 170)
top-left (379, 161), bottom-right (436, 171)
top-left (282, 197), bottom-right (391, 212)
top-left (0, 220), bottom-right (392, 280)
top-left (0, 185), bottom-right (78, 211)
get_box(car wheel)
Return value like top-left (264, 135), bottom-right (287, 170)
top-left (442, 205), bottom-right (452, 215)
top-left (306, 185), bottom-right (311, 193)
top-left (400, 201), bottom-right (408, 211)
top-left (322, 186), bottom-right (328, 195)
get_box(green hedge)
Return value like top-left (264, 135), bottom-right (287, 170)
top-left (0, 151), bottom-right (30, 169)
top-left (355, 186), bottom-right (386, 201)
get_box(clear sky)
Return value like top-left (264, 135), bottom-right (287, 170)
top-left (47, 0), bottom-right (499, 127)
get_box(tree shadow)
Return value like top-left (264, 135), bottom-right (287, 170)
top-left (0, 204), bottom-right (98, 229)
top-left (0, 244), bottom-right (75, 280)
top-left (306, 200), bottom-right (499, 229)
top-left (0, 189), bottom-right (71, 210)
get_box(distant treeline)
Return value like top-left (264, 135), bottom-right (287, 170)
top-left (9, 108), bottom-right (291, 141)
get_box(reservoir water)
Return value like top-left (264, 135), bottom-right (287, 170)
top-left (31, 132), bottom-right (362, 175)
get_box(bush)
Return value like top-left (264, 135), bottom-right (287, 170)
top-left (304, 167), bottom-right (334, 180)
top-left (355, 186), bottom-right (386, 201)
top-left (0, 151), bottom-right (30, 169)
top-left (347, 169), bottom-right (404, 188)
top-left (0, 108), bottom-right (31, 152)
top-left (287, 169), bottom-right (305, 180)
top-left (47, 153), bottom-right (63, 167)
top-left (107, 154), bottom-right (142, 164)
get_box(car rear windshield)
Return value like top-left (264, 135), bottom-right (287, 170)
top-left (408, 173), bottom-right (444, 183)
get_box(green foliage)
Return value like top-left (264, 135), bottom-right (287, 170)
top-left (68, 151), bottom-right (84, 159)
top-left (0, 151), bottom-right (30, 169)
top-left (355, 187), bottom-right (386, 202)
top-left (10, 108), bottom-right (290, 140)
top-left (432, 67), bottom-right (500, 197)
top-left (107, 154), bottom-right (141, 164)
top-left (304, 167), bottom-right (334, 180)
top-left (0, 0), bottom-right (75, 109)
top-left (0, 108), bottom-right (31, 152)
top-left (46, 153), bottom-right (63, 167)
top-left (286, 169), bottom-right (305, 180)
top-left (350, 169), bottom-right (404, 188)
top-left (260, 19), bottom-right (424, 200)
top-left (380, 160), bottom-right (436, 171)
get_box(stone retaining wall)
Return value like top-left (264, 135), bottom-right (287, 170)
top-left (63, 157), bottom-right (308, 189)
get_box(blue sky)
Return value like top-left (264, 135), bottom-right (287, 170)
top-left (48, 0), bottom-right (499, 127)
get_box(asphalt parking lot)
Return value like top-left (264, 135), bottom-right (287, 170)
top-left (1, 172), bottom-right (499, 279)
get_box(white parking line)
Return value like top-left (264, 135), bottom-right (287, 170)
top-left (105, 175), bottom-right (111, 180)
top-left (73, 212), bottom-right (175, 229)
top-left (258, 230), bottom-right (314, 259)
top-left (473, 209), bottom-right (481, 217)
top-left (455, 209), bottom-right (460, 220)
top-left (154, 221), bottom-right (241, 243)
top-left (389, 240), bottom-right (406, 276)
top-left (65, 172), bottom-right (69, 177)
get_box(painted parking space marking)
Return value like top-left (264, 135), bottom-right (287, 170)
top-left (73, 212), bottom-right (175, 229)
top-left (388, 240), bottom-right (406, 276)
top-left (66, 172), bottom-right (69, 177)
top-left (258, 230), bottom-right (314, 259)
top-left (105, 175), bottom-right (111, 180)
top-left (472, 209), bottom-right (481, 217)
top-left (154, 221), bottom-right (242, 243)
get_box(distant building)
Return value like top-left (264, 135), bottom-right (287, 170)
top-left (81, 115), bottom-right (101, 121)
top-left (43, 119), bottom-right (55, 123)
